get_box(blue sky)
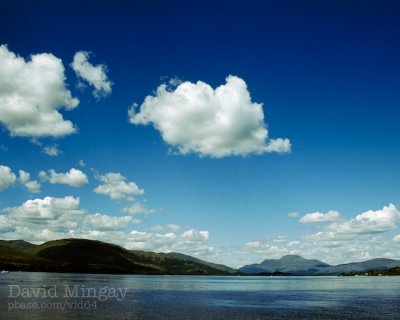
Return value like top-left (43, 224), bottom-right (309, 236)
top-left (0, 0), bottom-right (400, 267)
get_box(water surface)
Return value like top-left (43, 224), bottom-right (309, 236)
top-left (1, 272), bottom-right (399, 319)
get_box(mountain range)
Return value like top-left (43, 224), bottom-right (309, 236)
top-left (1, 239), bottom-right (399, 276)
top-left (239, 254), bottom-right (400, 275)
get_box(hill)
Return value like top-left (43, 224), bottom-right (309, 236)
top-left (0, 238), bottom-right (237, 275)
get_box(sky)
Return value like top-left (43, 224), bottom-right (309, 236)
top-left (0, 0), bottom-right (399, 268)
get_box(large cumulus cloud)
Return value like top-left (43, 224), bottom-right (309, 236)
top-left (129, 75), bottom-right (291, 158)
top-left (0, 45), bottom-right (79, 137)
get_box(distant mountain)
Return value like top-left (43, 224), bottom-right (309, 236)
top-left (319, 258), bottom-right (400, 275)
top-left (240, 255), bottom-right (400, 275)
top-left (240, 255), bottom-right (331, 275)
top-left (0, 238), bottom-right (237, 275)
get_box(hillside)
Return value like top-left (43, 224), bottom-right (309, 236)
top-left (167, 252), bottom-right (237, 274)
top-left (0, 240), bottom-right (37, 251)
top-left (0, 238), bottom-right (237, 275)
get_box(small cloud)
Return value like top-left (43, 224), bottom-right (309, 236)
top-left (18, 170), bottom-right (41, 193)
top-left (94, 172), bottom-right (144, 201)
top-left (0, 144), bottom-right (8, 151)
top-left (300, 210), bottom-right (342, 223)
top-left (0, 165), bottom-right (16, 191)
top-left (40, 168), bottom-right (89, 187)
top-left (168, 76), bottom-right (182, 87)
top-left (24, 180), bottom-right (41, 193)
top-left (149, 224), bottom-right (180, 233)
top-left (18, 170), bottom-right (30, 184)
top-left (84, 213), bottom-right (140, 231)
top-left (122, 203), bottom-right (157, 215)
top-left (181, 229), bottom-right (209, 240)
top-left (78, 160), bottom-right (85, 167)
top-left (71, 51), bottom-right (112, 98)
top-left (42, 145), bottom-right (62, 157)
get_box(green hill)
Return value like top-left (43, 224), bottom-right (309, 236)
top-left (0, 238), bottom-right (237, 275)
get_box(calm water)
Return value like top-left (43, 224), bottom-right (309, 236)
top-left (1, 272), bottom-right (399, 319)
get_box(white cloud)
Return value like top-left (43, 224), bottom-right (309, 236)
top-left (303, 231), bottom-right (351, 248)
top-left (40, 168), bottom-right (88, 187)
top-left (18, 170), bottom-right (41, 193)
top-left (0, 45), bottom-right (79, 137)
top-left (129, 75), bottom-right (291, 158)
top-left (148, 224), bottom-right (180, 232)
top-left (332, 204), bottom-right (400, 234)
top-left (24, 181), bottom-right (41, 193)
top-left (4, 196), bottom-right (85, 222)
top-left (85, 213), bottom-right (140, 231)
top-left (94, 172), bottom-right (144, 200)
top-left (394, 235), bottom-right (400, 243)
top-left (122, 203), bottom-right (156, 215)
top-left (18, 170), bottom-right (30, 184)
top-left (71, 51), bottom-right (112, 98)
top-left (0, 165), bottom-right (16, 191)
top-left (288, 211), bottom-right (300, 218)
top-left (42, 144), bottom-right (62, 157)
top-left (244, 240), bottom-right (292, 257)
top-left (125, 229), bottom-right (213, 256)
top-left (300, 210), bottom-right (342, 223)
top-left (0, 215), bottom-right (15, 232)
top-left (182, 229), bottom-right (209, 240)
top-left (1, 196), bottom-right (85, 242)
